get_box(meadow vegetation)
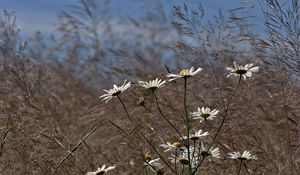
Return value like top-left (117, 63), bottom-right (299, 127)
top-left (0, 0), bottom-right (300, 174)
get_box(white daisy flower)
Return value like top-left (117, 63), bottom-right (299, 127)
top-left (169, 146), bottom-right (199, 168)
top-left (167, 66), bottom-right (203, 81)
top-left (200, 142), bottom-right (220, 159)
top-left (226, 61), bottom-right (259, 80)
top-left (188, 129), bottom-right (209, 140)
top-left (228, 151), bottom-right (257, 160)
top-left (99, 80), bottom-right (131, 103)
top-left (160, 141), bottom-right (183, 152)
top-left (191, 107), bottom-right (219, 123)
top-left (85, 164), bottom-right (116, 175)
top-left (138, 78), bottom-right (166, 90)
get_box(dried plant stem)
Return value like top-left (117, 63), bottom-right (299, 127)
top-left (0, 129), bottom-right (9, 158)
top-left (55, 127), bottom-right (97, 169)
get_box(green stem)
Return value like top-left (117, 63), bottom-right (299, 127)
top-left (152, 90), bottom-right (183, 139)
top-left (183, 78), bottom-right (192, 175)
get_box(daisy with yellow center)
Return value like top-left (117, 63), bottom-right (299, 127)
top-left (190, 107), bottom-right (219, 123)
top-left (160, 141), bottom-right (183, 152)
top-left (167, 66), bottom-right (203, 81)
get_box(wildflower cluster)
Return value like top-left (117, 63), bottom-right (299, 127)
top-left (95, 62), bottom-right (259, 174)
top-left (160, 133), bottom-right (220, 171)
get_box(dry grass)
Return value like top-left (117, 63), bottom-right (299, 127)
top-left (0, 0), bottom-right (300, 174)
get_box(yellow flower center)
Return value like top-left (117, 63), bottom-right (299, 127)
top-left (172, 141), bottom-right (183, 148)
top-left (144, 153), bottom-right (152, 161)
top-left (179, 69), bottom-right (189, 77)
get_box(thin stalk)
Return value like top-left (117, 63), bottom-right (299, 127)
top-left (237, 160), bottom-right (243, 175)
top-left (243, 162), bottom-right (251, 175)
top-left (208, 75), bottom-right (242, 149)
top-left (175, 149), bottom-right (178, 173)
top-left (140, 133), bottom-right (178, 174)
top-left (152, 90), bottom-right (183, 139)
top-left (192, 139), bottom-right (196, 163)
top-left (117, 95), bottom-right (174, 174)
top-left (144, 160), bottom-right (157, 173)
top-left (143, 105), bottom-right (152, 113)
top-left (181, 165), bottom-right (185, 175)
top-left (117, 95), bottom-right (132, 122)
top-left (192, 156), bottom-right (205, 175)
top-left (0, 129), bottom-right (8, 158)
top-left (192, 76), bottom-right (242, 174)
top-left (183, 78), bottom-right (192, 174)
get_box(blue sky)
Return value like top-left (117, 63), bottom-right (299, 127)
top-left (0, 0), bottom-right (264, 38)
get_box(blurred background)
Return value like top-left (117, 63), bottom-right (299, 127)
top-left (0, 0), bottom-right (263, 38)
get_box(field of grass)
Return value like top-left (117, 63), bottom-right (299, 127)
top-left (0, 0), bottom-right (300, 174)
